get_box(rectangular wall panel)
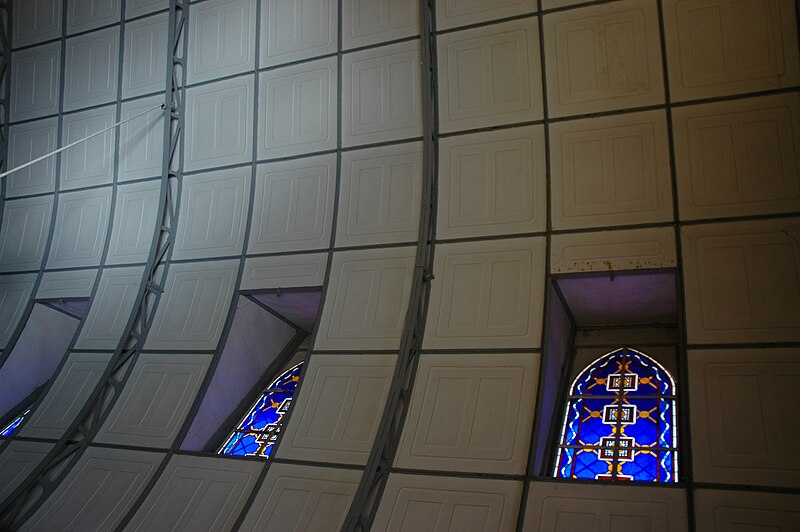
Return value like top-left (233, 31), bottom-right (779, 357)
top-left (523, 481), bottom-right (688, 532)
top-left (187, 0), bottom-right (256, 84)
top-left (277, 354), bottom-right (396, 465)
top-left (438, 19), bottom-right (542, 133)
top-left (342, 0), bottom-right (418, 49)
top-left (258, 57), bottom-right (337, 158)
top-left (0, 441), bottom-right (53, 505)
top-left (342, 40), bottom-right (422, 146)
top-left (241, 253), bottom-right (327, 290)
top-left (20, 352), bottom-right (112, 439)
top-left (238, 463), bottom-right (361, 532)
top-left (127, 0), bottom-right (168, 19)
top-left (689, 348), bottom-right (800, 487)
top-left (76, 266), bottom-right (145, 350)
top-left (424, 237), bottom-right (546, 349)
top-left (551, 227), bottom-right (677, 274)
top-left (38, 269), bottom-right (98, 299)
top-left (0, 274), bottom-right (36, 349)
top-left (336, 142), bottom-right (422, 247)
top-left (12, 0), bottom-right (62, 48)
top-left (106, 180), bottom-right (161, 265)
top-left (395, 353), bottom-right (539, 474)
top-left (63, 27), bottom-right (119, 112)
top-left (60, 105), bottom-right (117, 190)
top-left (315, 246), bottom-right (415, 350)
top-left (46, 187), bottom-right (112, 269)
top-left (10, 42), bottom-right (61, 122)
top-left (663, 0), bottom-right (800, 101)
top-left (438, 125), bottom-right (546, 239)
top-left (672, 94), bottom-right (800, 220)
top-left (550, 110), bottom-right (673, 230)
top-left (437, 0), bottom-right (536, 30)
top-left (248, 154), bottom-right (336, 254)
top-left (373, 474), bottom-right (522, 532)
top-left (173, 167), bottom-right (250, 260)
top-left (125, 455), bottom-right (262, 532)
top-left (682, 218), bottom-right (800, 343)
top-left (122, 13), bottom-right (168, 99)
top-left (543, 0), bottom-right (664, 117)
top-left (94, 353), bottom-right (212, 448)
top-left (145, 260), bottom-right (238, 350)
top-left (66, 0), bottom-right (120, 34)
top-left (20, 447), bottom-right (163, 532)
top-left (694, 490), bottom-right (800, 531)
top-left (0, 196), bottom-right (52, 272)
top-left (6, 118), bottom-right (58, 197)
top-left (184, 75), bottom-right (254, 171)
top-left (259, 0), bottom-right (337, 67)
top-left (118, 95), bottom-right (165, 182)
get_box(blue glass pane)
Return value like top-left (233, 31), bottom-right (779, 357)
top-left (572, 448), bottom-right (611, 480)
top-left (556, 447), bottom-right (575, 478)
top-left (659, 398), bottom-right (676, 448)
top-left (0, 410), bottom-right (29, 438)
top-left (267, 363), bottom-right (303, 391)
top-left (658, 451), bottom-right (677, 482)
top-left (620, 449), bottom-right (658, 482)
top-left (573, 355), bottom-right (621, 396)
top-left (623, 398), bottom-right (659, 447)
top-left (576, 399), bottom-right (613, 446)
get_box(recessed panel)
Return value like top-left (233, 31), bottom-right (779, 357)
top-left (118, 95), bottom-right (166, 182)
top-left (342, 0), bottom-right (418, 49)
top-left (0, 441), bottom-right (53, 505)
top-left (46, 187), bottom-right (112, 269)
top-left (260, 0), bottom-right (337, 67)
top-left (124, 455), bottom-right (262, 532)
top-left (277, 354), bottom-right (396, 465)
top-left (523, 481), bottom-right (688, 532)
top-left (12, 0), bottom-right (62, 48)
top-left (315, 246), bottom-right (415, 350)
top-left (94, 353), bottom-right (212, 447)
top-left (76, 266), bottom-right (145, 350)
top-left (543, 0), bottom-right (664, 117)
top-left (550, 110), bottom-right (673, 229)
top-left (438, 19), bottom-right (542, 133)
top-left (694, 490), bottom-right (800, 531)
top-left (424, 237), bottom-right (546, 349)
top-left (6, 118), bottom-right (58, 197)
top-left (342, 41), bottom-right (422, 146)
top-left (437, 0), bottom-right (536, 30)
top-left (145, 260), bottom-right (239, 350)
top-left (66, 0), bottom-right (120, 34)
top-left (663, 0), bottom-right (800, 101)
top-left (63, 27), bottom-right (120, 112)
top-left (689, 348), bottom-right (800, 487)
top-left (20, 352), bottom-right (112, 439)
top-left (248, 154), bottom-right (336, 254)
top-left (438, 125), bottom-right (546, 239)
top-left (682, 218), bottom-right (800, 343)
top-left (258, 57), bottom-right (337, 159)
top-left (187, 0), bottom-right (256, 84)
top-left (38, 269), bottom-right (98, 298)
top-left (60, 105), bottom-right (116, 190)
top-left (337, 142), bottom-right (422, 247)
top-left (396, 353), bottom-right (539, 474)
top-left (0, 274), bottom-right (36, 349)
top-left (173, 167), bottom-right (250, 260)
top-left (673, 94), bottom-right (800, 220)
top-left (241, 253), bottom-right (328, 290)
top-left (373, 474), bottom-right (522, 532)
top-left (552, 227), bottom-right (677, 274)
top-left (106, 180), bottom-right (161, 265)
top-left (10, 42), bottom-right (61, 122)
top-left (127, 0), bottom-right (168, 18)
top-left (184, 75), bottom-right (254, 171)
top-left (0, 196), bottom-right (53, 272)
top-left (122, 13), bottom-right (168, 99)
top-left (238, 464), bottom-right (361, 532)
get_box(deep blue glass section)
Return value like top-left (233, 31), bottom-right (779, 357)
top-left (554, 348), bottom-right (678, 483)
top-left (219, 362), bottom-right (303, 459)
top-left (0, 410), bottom-right (29, 438)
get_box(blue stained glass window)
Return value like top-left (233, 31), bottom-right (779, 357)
top-left (554, 348), bottom-right (678, 482)
top-left (218, 362), bottom-right (303, 459)
top-left (1, 409), bottom-right (30, 438)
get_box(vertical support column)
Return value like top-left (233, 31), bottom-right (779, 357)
top-left (341, 0), bottom-right (438, 530)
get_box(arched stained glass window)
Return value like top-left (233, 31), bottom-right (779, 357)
top-left (0, 409), bottom-right (30, 438)
top-left (554, 348), bottom-right (678, 482)
top-left (218, 362), bottom-right (303, 459)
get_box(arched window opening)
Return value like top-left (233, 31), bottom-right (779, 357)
top-left (554, 347), bottom-right (678, 482)
top-left (218, 362), bottom-right (303, 458)
top-left (0, 408), bottom-right (30, 438)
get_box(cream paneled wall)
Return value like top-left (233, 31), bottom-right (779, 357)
top-left (0, 0), bottom-right (797, 531)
